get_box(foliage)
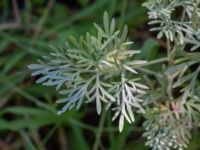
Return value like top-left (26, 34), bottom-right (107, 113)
top-left (28, 12), bottom-right (148, 132)
top-left (28, 0), bottom-right (200, 149)
top-left (1, 0), bottom-right (200, 150)
top-left (142, 0), bottom-right (200, 149)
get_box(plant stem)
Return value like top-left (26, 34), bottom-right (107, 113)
top-left (93, 107), bottom-right (107, 150)
top-left (180, 6), bottom-right (186, 22)
top-left (167, 38), bottom-right (172, 65)
top-left (169, 6), bottom-right (186, 66)
top-left (134, 57), bottom-right (168, 68)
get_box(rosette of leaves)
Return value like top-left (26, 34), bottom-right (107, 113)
top-left (28, 12), bottom-right (148, 132)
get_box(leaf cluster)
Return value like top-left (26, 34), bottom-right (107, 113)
top-left (28, 12), bottom-right (147, 132)
top-left (143, 0), bottom-right (200, 149)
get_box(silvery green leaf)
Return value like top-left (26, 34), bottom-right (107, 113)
top-left (43, 80), bottom-right (63, 87)
top-left (96, 91), bottom-right (101, 115)
top-left (36, 75), bottom-right (49, 84)
top-left (112, 108), bottom-right (120, 121)
top-left (157, 31), bottom-right (163, 39)
top-left (28, 64), bottom-right (44, 70)
top-left (93, 23), bottom-right (106, 35)
top-left (166, 61), bottom-right (197, 74)
top-left (100, 31), bottom-right (119, 50)
top-left (119, 114), bottom-right (124, 132)
top-left (134, 82), bottom-right (149, 89)
top-left (110, 18), bottom-right (115, 35)
top-left (191, 45), bottom-right (200, 51)
top-left (121, 25), bottom-right (128, 42)
top-left (127, 104), bottom-right (135, 122)
top-left (122, 41), bottom-right (134, 46)
top-left (173, 73), bottom-right (194, 88)
top-left (120, 50), bottom-right (141, 55)
top-left (126, 60), bottom-right (147, 66)
top-left (69, 36), bottom-right (79, 47)
top-left (123, 106), bottom-right (131, 123)
top-left (103, 11), bottom-right (109, 34)
top-left (31, 69), bottom-right (47, 76)
top-left (123, 65), bottom-right (138, 74)
top-left (100, 60), bottom-right (113, 67)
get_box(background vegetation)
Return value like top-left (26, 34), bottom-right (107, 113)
top-left (0, 0), bottom-right (199, 150)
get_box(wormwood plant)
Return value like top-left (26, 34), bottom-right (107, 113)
top-left (143, 0), bottom-right (200, 150)
top-left (28, 12), bottom-right (147, 132)
top-left (28, 0), bottom-right (200, 149)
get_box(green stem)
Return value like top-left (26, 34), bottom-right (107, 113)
top-left (167, 38), bottom-right (172, 65)
top-left (180, 6), bottom-right (186, 22)
top-left (93, 107), bottom-right (107, 150)
top-left (137, 67), bottom-right (162, 77)
top-left (134, 57), bottom-right (168, 68)
top-left (167, 6), bottom-right (186, 67)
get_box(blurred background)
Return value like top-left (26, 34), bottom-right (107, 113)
top-left (0, 0), bottom-right (200, 150)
